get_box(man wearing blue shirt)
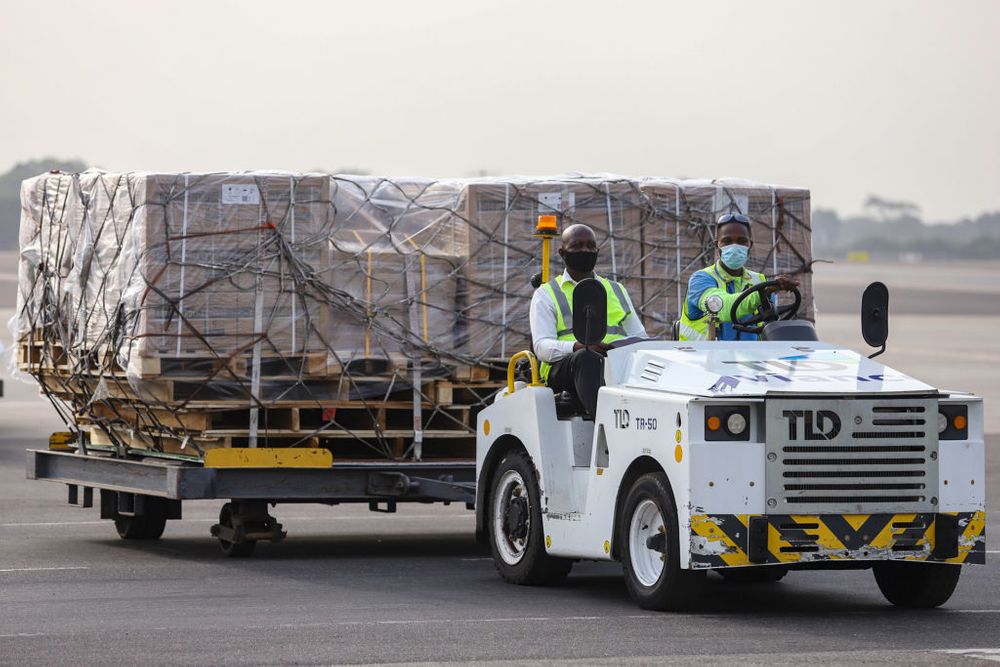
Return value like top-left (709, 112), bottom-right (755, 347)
top-left (678, 213), bottom-right (798, 341)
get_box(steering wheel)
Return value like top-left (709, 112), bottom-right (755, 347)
top-left (730, 279), bottom-right (802, 334)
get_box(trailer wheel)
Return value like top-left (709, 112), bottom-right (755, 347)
top-left (114, 496), bottom-right (167, 540)
top-left (873, 561), bottom-right (961, 608)
top-left (718, 566), bottom-right (789, 584)
top-left (619, 472), bottom-right (703, 611)
top-left (488, 450), bottom-right (572, 585)
top-left (216, 503), bottom-right (257, 558)
top-left (114, 515), bottom-right (145, 539)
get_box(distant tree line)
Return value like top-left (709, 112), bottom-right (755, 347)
top-left (813, 196), bottom-right (1000, 260)
top-left (0, 158), bottom-right (87, 248)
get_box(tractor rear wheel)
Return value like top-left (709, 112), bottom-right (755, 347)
top-left (873, 561), bottom-right (961, 608)
top-left (488, 449), bottom-right (572, 585)
top-left (619, 472), bottom-right (703, 611)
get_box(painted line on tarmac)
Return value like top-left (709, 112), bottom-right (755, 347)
top-left (0, 514), bottom-right (473, 528)
top-left (282, 614), bottom-right (659, 629)
top-left (283, 611), bottom-right (1000, 629)
top-left (938, 648), bottom-right (1000, 662)
top-left (0, 520), bottom-right (107, 527)
top-left (0, 566), bottom-right (89, 573)
top-left (0, 633), bottom-right (45, 638)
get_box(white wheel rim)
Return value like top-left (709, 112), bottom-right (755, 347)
top-left (493, 469), bottom-right (530, 565)
top-left (629, 499), bottom-right (666, 588)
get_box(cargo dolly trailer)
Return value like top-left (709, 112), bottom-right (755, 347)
top-left (28, 446), bottom-right (476, 556)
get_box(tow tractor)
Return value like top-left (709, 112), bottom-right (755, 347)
top-left (475, 279), bottom-right (986, 610)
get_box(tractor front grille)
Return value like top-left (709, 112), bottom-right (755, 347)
top-left (765, 397), bottom-right (938, 514)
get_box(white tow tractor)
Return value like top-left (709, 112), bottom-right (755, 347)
top-left (474, 279), bottom-right (986, 610)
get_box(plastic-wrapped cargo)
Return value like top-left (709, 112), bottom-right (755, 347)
top-left (10, 171), bottom-right (814, 461)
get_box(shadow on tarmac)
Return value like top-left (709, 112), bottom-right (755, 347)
top-left (81, 528), bottom-right (927, 617)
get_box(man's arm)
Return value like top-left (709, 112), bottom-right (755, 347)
top-left (530, 288), bottom-right (575, 363)
top-left (620, 286), bottom-right (648, 338)
top-left (687, 272), bottom-right (762, 323)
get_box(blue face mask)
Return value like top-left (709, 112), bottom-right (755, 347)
top-left (720, 244), bottom-right (748, 270)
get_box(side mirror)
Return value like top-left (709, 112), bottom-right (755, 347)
top-left (861, 281), bottom-right (889, 358)
top-left (572, 279), bottom-right (607, 346)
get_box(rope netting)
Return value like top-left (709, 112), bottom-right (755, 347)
top-left (10, 171), bottom-right (813, 461)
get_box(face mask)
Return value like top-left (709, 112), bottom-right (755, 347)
top-left (563, 250), bottom-right (598, 273)
top-left (720, 244), bottom-right (748, 270)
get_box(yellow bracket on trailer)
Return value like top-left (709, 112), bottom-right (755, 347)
top-left (204, 448), bottom-right (333, 468)
top-left (49, 431), bottom-right (76, 451)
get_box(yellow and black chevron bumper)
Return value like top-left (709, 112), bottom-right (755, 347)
top-left (690, 512), bottom-right (986, 568)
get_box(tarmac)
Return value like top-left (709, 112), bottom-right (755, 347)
top-left (0, 260), bottom-right (998, 665)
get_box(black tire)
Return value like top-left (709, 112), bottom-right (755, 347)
top-left (114, 495), bottom-right (167, 540)
top-left (487, 449), bottom-right (572, 585)
top-left (217, 503), bottom-right (257, 558)
top-left (718, 566), bottom-right (789, 584)
top-left (873, 561), bottom-right (962, 608)
top-left (619, 472), bottom-right (703, 611)
top-left (141, 497), bottom-right (168, 539)
top-left (114, 514), bottom-right (146, 540)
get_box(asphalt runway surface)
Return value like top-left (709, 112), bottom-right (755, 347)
top-left (1, 263), bottom-right (999, 665)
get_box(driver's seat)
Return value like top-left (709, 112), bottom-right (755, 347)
top-left (761, 320), bottom-right (819, 342)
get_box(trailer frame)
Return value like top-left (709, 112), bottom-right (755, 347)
top-left (26, 449), bottom-right (476, 555)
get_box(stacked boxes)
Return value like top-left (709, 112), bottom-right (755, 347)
top-left (12, 171), bottom-right (814, 459)
top-left (131, 173), bottom-right (334, 361)
top-left (460, 177), bottom-right (673, 359)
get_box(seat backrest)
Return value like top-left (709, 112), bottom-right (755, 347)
top-left (761, 320), bottom-right (819, 342)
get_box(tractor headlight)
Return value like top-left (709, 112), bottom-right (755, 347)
top-left (705, 405), bottom-right (751, 442)
top-left (938, 404), bottom-right (968, 441)
top-left (726, 412), bottom-right (748, 436)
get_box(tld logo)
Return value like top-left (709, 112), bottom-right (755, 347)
top-left (782, 410), bottom-right (841, 440)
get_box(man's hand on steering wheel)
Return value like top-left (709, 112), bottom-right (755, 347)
top-left (762, 274), bottom-right (800, 295)
top-left (730, 278), bottom-right (802, 334)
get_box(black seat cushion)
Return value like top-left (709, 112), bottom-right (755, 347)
top-left (554, 391), bottom-right (587, 420)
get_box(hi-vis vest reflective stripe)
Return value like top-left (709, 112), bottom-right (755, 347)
top-left (677, 264), bottom-right (765, 341)
top-left (539, 275), bottom-right (630, 381)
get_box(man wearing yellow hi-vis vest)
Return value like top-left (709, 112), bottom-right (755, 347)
top-left (678, 213), bottom-right (799, 341)
top-left (529, 224), bottom-right (647, 418)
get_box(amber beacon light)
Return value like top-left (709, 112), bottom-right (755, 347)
top-left (534, 215), bottom-right (559, 284)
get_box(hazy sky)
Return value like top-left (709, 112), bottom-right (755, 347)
top-left (1, 0), bottom-right (997, 220)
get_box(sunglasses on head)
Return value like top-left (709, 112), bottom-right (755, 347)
top-left (717, 213), bottom-right (751, 226)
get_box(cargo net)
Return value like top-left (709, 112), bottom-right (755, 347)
top-left (10, 171), bottom-right (813, 461)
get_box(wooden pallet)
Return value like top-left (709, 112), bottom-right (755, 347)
top-left (87, 422), bottom-right (476, 459)
top-left (24, 332), bottom-right (510, 461)
top-left (84, 402), bottom-right (473, 435)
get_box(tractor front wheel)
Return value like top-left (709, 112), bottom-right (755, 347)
top-left (619, 472), bottom-right (703, 611)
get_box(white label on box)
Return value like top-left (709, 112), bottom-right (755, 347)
top-left (714, 191), bottom-right (749, 218)
top-left (539, 192), bottom-right (575, 213)
top-left (222, 184), bottom-right (261, 205)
